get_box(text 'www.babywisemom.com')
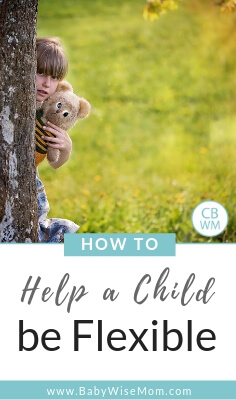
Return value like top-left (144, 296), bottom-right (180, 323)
top-left (46, 385), bottom-right (192, 398)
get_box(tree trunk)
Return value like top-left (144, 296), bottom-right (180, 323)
top-left (0, 0), bottom-right (38, 242)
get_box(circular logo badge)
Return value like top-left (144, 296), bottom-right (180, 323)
top-left (192, 201), bottom-right (228, 237)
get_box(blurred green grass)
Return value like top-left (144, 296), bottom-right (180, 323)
top-left (37, 0), bottom-right (236, 242)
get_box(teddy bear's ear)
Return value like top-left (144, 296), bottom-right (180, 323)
top-left (78, 98), bottom-right (91, 119)
top-left (56, 80), bottom-right (73, 93)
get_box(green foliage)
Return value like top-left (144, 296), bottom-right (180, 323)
top-left (143, 0), bottom-right (236, 21)
top-left (143, 0), bottom-right (236, 19)
top-left (37, 0), bottom-right (236, 242)
top-left (143, 0), bottom-right (181, 21)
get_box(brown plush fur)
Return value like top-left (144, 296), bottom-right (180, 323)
top-left (41, 81), bottom-right (91, 163)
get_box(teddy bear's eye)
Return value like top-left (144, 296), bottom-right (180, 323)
top-left (56, 102), bottom-right (62, 109)
top-left (63, 110), bottom-right (69, 117)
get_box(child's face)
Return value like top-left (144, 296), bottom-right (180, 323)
top-left (36, 73), bottom-right (59, 103)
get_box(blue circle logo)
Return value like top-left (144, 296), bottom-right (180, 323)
top-left (192, 201), bottom-right (228, 237)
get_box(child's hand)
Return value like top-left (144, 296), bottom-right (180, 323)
top-left (42, 121), bottom-right (72, 152)
top-left (42, 121), bottom-right (72, 168)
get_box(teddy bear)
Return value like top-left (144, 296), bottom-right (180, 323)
top-left (35, 81), bottom-right (91, 166)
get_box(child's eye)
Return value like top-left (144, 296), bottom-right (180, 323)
top-left (63, 111), bottom-right (69, 117)
top-left (56, 102), bottom-right (62, 109)
top-left (52, 76), bottom-right (58, 80)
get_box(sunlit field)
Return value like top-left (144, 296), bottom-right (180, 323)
top-left (37, 0), bottom-right (236, 242)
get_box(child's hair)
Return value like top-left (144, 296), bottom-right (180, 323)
top-left (36, 37), bottom-right (68, 81)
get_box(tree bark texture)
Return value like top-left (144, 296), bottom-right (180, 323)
top-left (0, 0), bottom-right (39, 242)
